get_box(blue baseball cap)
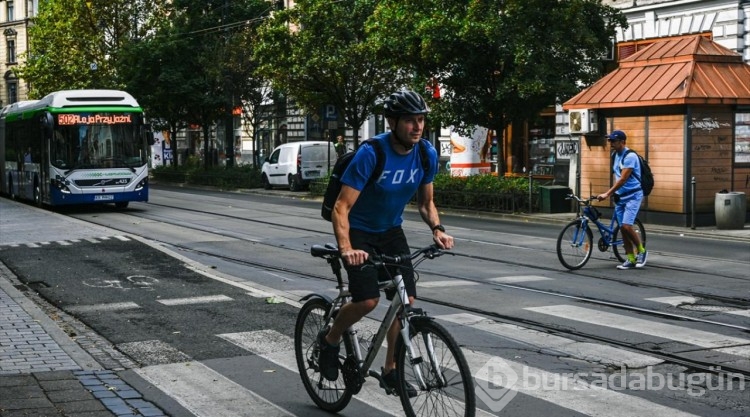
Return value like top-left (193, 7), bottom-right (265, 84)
top-left (606, 130), bottom-right (627, 141)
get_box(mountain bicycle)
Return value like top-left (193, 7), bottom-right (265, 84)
top-left (556, 194), bottom-right (647, 270)
top-left (295, 244), bottom-right (475, 417)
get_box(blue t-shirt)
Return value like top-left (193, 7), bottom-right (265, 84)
top-left (341, 132), bottom-right (438, 233)
top-left (614, 147), bottom-right (642, 197)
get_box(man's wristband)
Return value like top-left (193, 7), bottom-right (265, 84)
top-left (431, 224), bottom-right (446, 233)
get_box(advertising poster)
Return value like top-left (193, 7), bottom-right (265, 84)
top-left (150, 131), bottom-right (173, 167)
top-left (449, 126), bottom-right (492, 177)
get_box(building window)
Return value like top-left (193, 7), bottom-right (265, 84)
top-left (7, 1), bottom-right (15, 22)
top-left (7, 39), bottom-right (15, 63)
top-left (736, 112), bottom-right (750, 164)
top-left (7, 81), bottom-right (17, 104)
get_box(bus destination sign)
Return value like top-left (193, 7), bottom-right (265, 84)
top-left (58, 114), bottom-right (132, 126)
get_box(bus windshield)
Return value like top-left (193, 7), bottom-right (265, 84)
top-left (50, 113), bottom-right (145, 170)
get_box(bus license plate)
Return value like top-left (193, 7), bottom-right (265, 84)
top-left (94, 195), bottom-right (114, 201)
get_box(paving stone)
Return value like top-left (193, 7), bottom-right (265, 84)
top-left (1, 407), bottom-right (62, 417)
top-left (56, 399), bottom-right (109, 414)
top-left (0, 376), bottom-right (35, 387)
top-left (34, 371), bottom-right (77, 381)
top-left (0, 397), bottom-right (54, 410)
top-left (46, 388), bottom-right (96, 403)
top-left (0, 384), bottom-right (45, 399)
top-left (38, 379), bottom-right (85, 392)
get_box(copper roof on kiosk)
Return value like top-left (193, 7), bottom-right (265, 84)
top-left (564, 35), bottom-right (750, 110)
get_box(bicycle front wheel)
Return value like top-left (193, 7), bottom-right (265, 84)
top-left (294, 297), bottom-right (352, 412)
top-left (397, 319), bottom-right (475, 417)
top-left (556, 219), bottom-right (593, 270)
top-left (612, 219), bottom-right (647, 262)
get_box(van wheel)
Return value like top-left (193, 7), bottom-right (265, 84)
top-left (288, 174), bottom-right (301, 192)
top-left (262, 174), bottom-right (272, 190)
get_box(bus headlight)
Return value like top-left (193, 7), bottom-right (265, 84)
top-left (51, 178), bottom-right (71, 194)
top-left (134, 177), bottom-right (148, 191)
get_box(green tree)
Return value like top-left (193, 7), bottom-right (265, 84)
top-left (121, 0), bottom-right (271, 169)
top-left (369, 0), bottom-right (626, 173)
top-left (254, 0), bottom-right (408, 148)
top-left (16, 0), bottom-right (163, 98)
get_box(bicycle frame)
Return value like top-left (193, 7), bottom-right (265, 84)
top-left (312, 251), bottom-right (439, 390)
top-left (576, 200), bottom-right (624, 249)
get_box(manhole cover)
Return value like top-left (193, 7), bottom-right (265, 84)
top-left (677, 304), bottom-right (741, 312)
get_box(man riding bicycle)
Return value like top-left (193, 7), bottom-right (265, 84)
top-left (318, 90), bottom-right (454, 396)
top-left (596, 130), bottom-right (648, 269)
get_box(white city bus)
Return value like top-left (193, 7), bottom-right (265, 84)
top-left (0, 89), bottom-right (154, 208)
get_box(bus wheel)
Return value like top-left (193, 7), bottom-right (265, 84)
top-left (114, 202), bottom-right (129, 209)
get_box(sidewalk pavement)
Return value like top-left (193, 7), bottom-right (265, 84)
top-left (0, 200), bottom-right (166, 417)
top-left (1, 192), bottom-right (747, 416)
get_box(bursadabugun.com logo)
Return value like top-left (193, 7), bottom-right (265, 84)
top-left (475, 357), bottom-right (518, 412)
top-left (476, 357), bottom-right (746, 412)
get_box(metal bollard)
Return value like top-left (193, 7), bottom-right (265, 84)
top-left (691, 177), bottom-right (696, 229)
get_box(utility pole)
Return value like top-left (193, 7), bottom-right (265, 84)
top-left (224, 0), bottom-right (235, 168)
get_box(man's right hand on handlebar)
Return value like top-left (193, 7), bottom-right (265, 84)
top-left (340, 248), bottom-right (369, 266)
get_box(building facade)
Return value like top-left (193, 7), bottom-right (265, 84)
top-left (0, 0), bottom-right (37, 107)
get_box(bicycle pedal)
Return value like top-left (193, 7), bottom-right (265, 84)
top-left (368, 370), bottom-right (397, 395)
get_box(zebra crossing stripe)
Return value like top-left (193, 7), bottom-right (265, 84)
top-left (134, 361), bottom-right (294, 417)
top-left (647, 296), bottom-right (750, 318)
top-left (463, 348), bottom-right (702, 417)
top-left (525, 305), bottom-right (750, 357)
top-left (218, 330), bottom-right (495, 417)
top-left (488, 275), bottom-right (553, 283)
top-left (437, 313), bottom-right (662, 368)
top-left (418, 280), bottom-right (480, 288)
top-left (157, 295), bottom-right (233, 306)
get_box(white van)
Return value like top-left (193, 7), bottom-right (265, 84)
top-left (261, 141), bottom-right (336, 191)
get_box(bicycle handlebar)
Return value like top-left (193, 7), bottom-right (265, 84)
top-left (565, 194), bottom-right (598, 205)
top-left (309, 243), bottom-right (450, 266)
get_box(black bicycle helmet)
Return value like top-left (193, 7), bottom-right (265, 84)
top-left (383, 90), bottom-right (430, 117)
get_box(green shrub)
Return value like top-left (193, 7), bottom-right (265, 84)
top-left (150, 164), bottom-right (263, 189)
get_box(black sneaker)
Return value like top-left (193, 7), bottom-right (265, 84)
top-left (380, 367), bottom-right (417, 398)
top-left (317, 330), bottom-right (340, 381)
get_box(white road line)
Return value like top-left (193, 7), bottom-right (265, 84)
top-left (437, 313), bottom-right (662, 368)
top-left (463, 348), bottom-right (701, 417)
top-left (218, 330), bottom-right (494, 417)
top-left (488, 275), bottom-right (553, 283)
top-left (648, 296), bottom-right (750, 319)
top-left (418, 280), bottom-right (480, 288)
top-left (645, 296), bottom-right (698, 306)
top-left (135, 361), bottom-right (294, 417)
top-left (84, 238), bottom-right (100, 243)
top-left (114, 235), bottom-right (130, 241)
top-left (526, 305), bottom-right (750, 357)
top-left (67, 301), bottom-right (140, 312)
top-left (157, 295), bottom-right (233, 306)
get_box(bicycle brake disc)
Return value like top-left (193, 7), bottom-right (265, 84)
top-left (342, 356), bottom-right (363, 394)
top-left (597, 237), bottom-right (610, 252)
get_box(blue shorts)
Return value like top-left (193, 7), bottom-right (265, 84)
top-left (614, 191), bottom-right (643, 226)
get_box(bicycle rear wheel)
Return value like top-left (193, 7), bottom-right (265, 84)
top-left (612, 219), bottom-right (647, 262)
top-left (294, 298), bottom-right (352, 412)
top-left (556, 219), bottom-right (593, 270)
top-left (397, 319), bottom-right (475, 417)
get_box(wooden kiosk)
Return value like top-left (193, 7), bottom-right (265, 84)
top-left (564, 35), bottom-right (750, 227)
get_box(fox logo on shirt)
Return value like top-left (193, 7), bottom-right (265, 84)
top-left (377, 168), bottom-right (421, 184)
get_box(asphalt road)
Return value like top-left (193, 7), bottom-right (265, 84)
top-left (1, 188), bottom-right (748, 417)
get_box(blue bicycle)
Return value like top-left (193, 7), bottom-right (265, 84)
top-left (556, 194), bottom-right (647, 270)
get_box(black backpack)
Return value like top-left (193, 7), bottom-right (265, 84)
top-left (612, 149), bottom-right (654, 196)
top-left (321, 138), bottom-right (431, 221)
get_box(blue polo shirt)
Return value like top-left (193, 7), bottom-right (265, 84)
top-left (341, 132), bottom-right (437, 233)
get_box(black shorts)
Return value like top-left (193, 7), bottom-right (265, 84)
top-left (346, 226), bottom-right (416, 303)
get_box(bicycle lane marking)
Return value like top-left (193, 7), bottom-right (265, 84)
top-left (217, 329), bottom-right (495, 417)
